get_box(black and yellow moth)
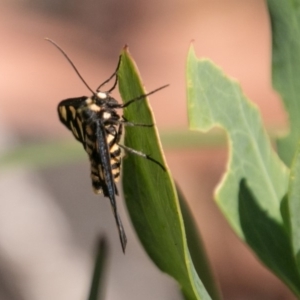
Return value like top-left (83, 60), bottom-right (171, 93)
top-left (47, 39), bottom-right (167, 253)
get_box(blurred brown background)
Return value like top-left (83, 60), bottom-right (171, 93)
top-left (0, 0), bottom-right (294, 299)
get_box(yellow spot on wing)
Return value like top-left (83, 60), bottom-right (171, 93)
top-left (76, 117), bottom-right (84, 140)
top-left (86, 126), bottom-right (93, 135)
top-left (85, 137), bottom-right (94, 146)
top-left (86, 145), bottom-right (93, 154)
top-left (69, 106), bottom-right (77, 119)
top-left (98, 165), bottom-right (104, 180)
top-left (59, 106), bottom-right (67, 121)
top-left (85, 98), bottom-right (93, 105)
top-left (70, 122), bottom-right (79, 138)
top-left (93, 187), bottom-right (102, 194)
top-left (91, 166), bottom-right (98, 173)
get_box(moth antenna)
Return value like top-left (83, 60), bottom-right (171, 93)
top-left (45, 38), bottom-right (95, 95)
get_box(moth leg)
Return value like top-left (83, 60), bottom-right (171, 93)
top-left (105, 120), bottom-right (153, 127)
top-left (115, 123), bottom-right (123, 144)
top-left (104, 117), bottom-right (153, 128)
top-left (120, 121), bottom-right (153, 127)
top-left (105, 125), bottom-right (121, 146)
top-left (104, 124), bottom-right (121, 158)
top-left (118, 144), bottom-right (166, 171)
top-left (120, 116), bottom-right (153, 127)
top-left (96, 55), bottom-right (122, 93)
top-left (119, 84), bottom-right (169, 108)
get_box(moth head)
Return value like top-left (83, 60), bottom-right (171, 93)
top-left (93, 91), bottom-right (119, 107)
top-left (96, 91), bottom-right (108, 100)
top-left (92, 91), bottom-right (109, 105)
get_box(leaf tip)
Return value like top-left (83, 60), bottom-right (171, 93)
top-left (123, 44), bottom-right (129, 51)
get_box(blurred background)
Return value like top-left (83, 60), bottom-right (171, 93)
top-left (0, 0), bottom-right (294, 299)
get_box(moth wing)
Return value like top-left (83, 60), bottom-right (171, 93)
top-left (94, 122), bottom-right (126, 251)
top-left (57, 97), bottom-right (87, 143)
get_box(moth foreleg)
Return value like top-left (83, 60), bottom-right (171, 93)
top-left (118, 144), bottom-right (166, 171)
top-left (105, 117), bottom-right (153, 128)
top-left (121, 121), bottom-right (153, 127)
top-left (118, 84), bottom-right (169, 109)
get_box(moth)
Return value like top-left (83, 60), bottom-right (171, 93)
top-left (47, 39), bottom-right (167, 252)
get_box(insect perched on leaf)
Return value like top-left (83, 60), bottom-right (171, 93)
top-left (47, 39), bottom-right (167, 253)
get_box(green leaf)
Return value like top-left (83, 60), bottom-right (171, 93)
top-left (118, 47), bottom-right (212, 300)
top-left (239, 180), bottom-right (300, 297)
top-left (287, 141), bottom-right (300, 271)
top-left (160, 128), bottom-right (226, 149)
top-left (177, 186), bottom-right (221, 300)
top-left (267, 0), bottom-right (300, 165)
top-left (186, 46), bottom-right (289, 238)
top-left (88, 237), bottom-right (109, 300)
top-left (280, 194), bottom-right (291, 234)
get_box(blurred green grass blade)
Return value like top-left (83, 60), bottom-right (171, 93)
top-left (287, 142), bottom-right (300, 271)
top-left (177, 185), bottom-right (221, 300)
top-left (88, 237), bottom-right (109, 300)
top-left (118, 48), bottom-right (212, 300)
top-left (0, 131), bottom-right (227, 171)
top-left (267, 0), bottom-right (300, 165)
top-left (0, 140), bottom-right (84, 170)
top-left (187, 46), bottom-right (289, 238)
top-left (0, 127), bottom-right (283, 171)
top-left (239, 180), bottom-right (300, 297)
